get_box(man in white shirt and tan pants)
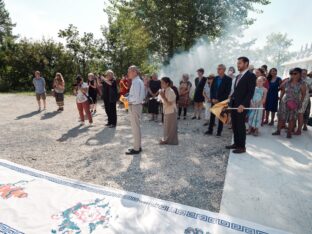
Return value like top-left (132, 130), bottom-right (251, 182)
top-left (126, 65), bottom-right (145, 155)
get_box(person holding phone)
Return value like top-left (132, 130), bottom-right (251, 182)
top-left (101, 70), bottom-right (118, 128)
top-left (74, 75), bottom-right (93, 126)
top-left (159, 77), bottom-right (179, 145)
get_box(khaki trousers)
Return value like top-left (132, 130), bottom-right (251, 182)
top-left (129, 104), bottom-right (142, 151)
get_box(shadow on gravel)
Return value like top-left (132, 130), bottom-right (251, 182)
top-left (57, 125), bottom-right (90, 142)
top-left (85, 127), bottom-right (116, 146)
top-left (41, 111), bottom-right (59, 120)
top-left (108, 153), bottom-right (148, 199)
top-left (168, 177), bottom-right (224, 212)
top-left (15, 110), bottom-right (39, 120)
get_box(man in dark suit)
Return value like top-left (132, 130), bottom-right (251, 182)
top-left (226, 57), bottom-right (256, 154)
top-left (205, 64), bottom-right (232, 136)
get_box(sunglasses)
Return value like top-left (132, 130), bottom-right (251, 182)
top-left (290, 72), bottom-right (299, 75)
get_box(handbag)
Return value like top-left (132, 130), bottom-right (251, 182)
top-left (81, 89), bottom-right (93, 104)
top-left (84, 94), bottom-right (94, 104)
top-left (286, 100), bottom-right (298, 111)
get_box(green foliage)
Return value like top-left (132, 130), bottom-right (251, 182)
top-left (102, 2), bottom-right (156, 76)
top-left (0, 39), bottom-right (77, 92)
top-left (58, 24), bottom-right (106, 78)
top-left (129, 0), bottom-right (270, 62)
top-left (0, 0), bottom-right (15, 43)
top-left (0, 0), bottom-right (274, 91)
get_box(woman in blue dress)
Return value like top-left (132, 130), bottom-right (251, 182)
top-left (264, 68), bottom-right (282, 125)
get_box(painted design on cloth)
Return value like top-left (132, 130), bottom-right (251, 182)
top-left (51, 198), bottom-right (113, 234)
top-left (0, 222), bottom-right (24, 234)
top-left (0, 180), bottom-right (31, 199)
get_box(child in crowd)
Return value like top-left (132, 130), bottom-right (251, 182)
top-left (203, 74), bottom-right (214, 126)
top-left (247, 76), bottom-right (267, 136)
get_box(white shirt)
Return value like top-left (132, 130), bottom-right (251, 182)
top-left (230, 77), bottom-right (236, 96)
top-left (160, 87), bottom-right (177, 114)
top-left (128, 76), bottom-right (145, 104)
top-left (76, 82), bottom-right (89, 103)
top-left (203, 82), bottom-right (211, 98)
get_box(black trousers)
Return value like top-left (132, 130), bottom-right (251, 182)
top-left (104, 101), bottom-right (117, 126)
top-left (178, 107), bottom-right (187, 117)
top-left (208, 104), bottom-right (223, 134)
top-left (231, 110), bottom-right (247, 148)
top-left (148, 99), bottom-right (159, 114)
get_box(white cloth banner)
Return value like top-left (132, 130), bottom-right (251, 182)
top-left (0, 160), bottom-right (288, 234)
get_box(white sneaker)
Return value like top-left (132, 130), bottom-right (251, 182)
top-left (80, 122), bottom-right (85, 126)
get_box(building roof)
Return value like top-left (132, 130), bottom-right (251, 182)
top-left (282, 56), bottom-right (312, 66)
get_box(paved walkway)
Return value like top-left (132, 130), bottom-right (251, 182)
top-left (220, 126), bottom-right (312, 234)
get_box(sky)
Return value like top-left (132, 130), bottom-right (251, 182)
top-left (4, 0), bottom-right (312, 52)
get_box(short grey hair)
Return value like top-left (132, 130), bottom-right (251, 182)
top-left (218, 64), bottom-right (226, 71)
top-left (128, 65), bottom-right (140, 74)
top-left (105, 69), bottom-right (114, 78)
top-left (182, 73), bottom-right (189, 80)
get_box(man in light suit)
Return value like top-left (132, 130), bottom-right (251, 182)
top-left (126, 66), bottom-right (146, 155)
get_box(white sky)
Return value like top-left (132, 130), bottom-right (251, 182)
top-left (4, 0), bottom-right (312, 51)
top-left (4, 0), bottom-right (108, 40)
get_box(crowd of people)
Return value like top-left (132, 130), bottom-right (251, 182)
top-left (32, 56), bottom-right (312, 155)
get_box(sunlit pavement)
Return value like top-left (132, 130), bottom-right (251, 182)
top-left (220, 125), bottom-right (312, 234)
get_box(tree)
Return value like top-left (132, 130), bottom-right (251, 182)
top-left (103, 2), bottom-right (156, 76)
top-left (262, 33), bottom-right (294, 71)
top-left (127, 0), bottom-right (270, 62)
top-left (58, 25), bottom-right (105, 77)
top-left (1, 39), bottom-right (77, 91)
top-left (0, 0), bottom-right (15, 43)
top-left (0, 0), bottom-right (16, 91)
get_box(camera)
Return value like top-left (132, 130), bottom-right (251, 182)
top-left (72, 75), bottom-right (83, 87)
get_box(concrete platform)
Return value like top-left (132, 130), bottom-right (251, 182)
top-left (220, 126), bottom-right (312, 234)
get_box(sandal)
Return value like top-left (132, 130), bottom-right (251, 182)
top-left (293, 131), bottom-right (301, 136)
top-left (272, 130), bottom-right (281, 136)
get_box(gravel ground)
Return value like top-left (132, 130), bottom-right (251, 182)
top-left (0, 94), bottom-right (231, 212)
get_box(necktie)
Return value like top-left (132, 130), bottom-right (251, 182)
top-left (235, 74), bottom-right (243, 87)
